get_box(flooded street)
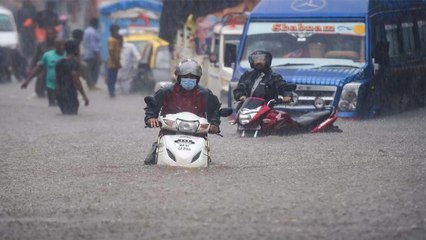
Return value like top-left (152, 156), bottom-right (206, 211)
top-left (0, 80), bottom-right (425, 240)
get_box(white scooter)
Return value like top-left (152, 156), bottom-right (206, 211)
top-left (145, 96), bottom-right (232, 167)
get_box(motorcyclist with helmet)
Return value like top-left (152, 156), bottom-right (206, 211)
top-left (233, 50), bottom-right (292, 108)
top-left (144, 58), bottom-right (222, 165)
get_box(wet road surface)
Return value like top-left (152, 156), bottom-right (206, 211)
top-left (0, 80), bottom-right (425, 240)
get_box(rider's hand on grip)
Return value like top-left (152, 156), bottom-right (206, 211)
top-left (239, 96), bottom-right (247, 102)
top-left (147, 118), bottom-right (160, 128)
top-left (209, 124), bottom-right (220, 134)
top-left (282, 96), bottom-right (292, 104)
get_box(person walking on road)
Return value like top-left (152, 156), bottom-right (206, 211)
top-left (31, 27), bottom-right (57, 97)
top-left (117, 37), bottom-right (141, 94)
top-left (82, 18), bottom-right (102, 89)
top-left (72, 29), bottom-right (91, 89)
top-left (58, 15), bottom-right (71, 40)
top-left (55, 40), bottom-right (89, 115)
top-left (34, 0), bottom-right (59, 42)
top-left (15, 0), bottom-right (37, 61)
top-left (106, 24), bottom-right (122, 98)
top-left (21, 39), bottom-right (66, 107)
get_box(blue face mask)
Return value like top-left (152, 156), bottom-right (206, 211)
top-left (180, 78), bottom-right (197, 90)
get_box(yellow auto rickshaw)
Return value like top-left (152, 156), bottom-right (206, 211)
top-left (124, 33), bottom-right (172, 93)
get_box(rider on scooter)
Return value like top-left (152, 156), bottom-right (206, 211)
top-left (233, 50), bottom-right (292, 109)
top-left (144, 58), bottom-right (222, 165)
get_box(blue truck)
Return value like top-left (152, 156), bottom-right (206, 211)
top-left (228, 0), bottom-right (426, 118)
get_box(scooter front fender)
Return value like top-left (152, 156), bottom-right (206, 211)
top-left (157, 134), bottom-right (209, 167)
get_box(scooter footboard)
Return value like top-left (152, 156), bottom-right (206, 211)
top-left (157, 134), bottom-right (209, 167)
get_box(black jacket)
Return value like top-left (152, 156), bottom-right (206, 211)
top-left (233, 68), bottom-right (291, 102)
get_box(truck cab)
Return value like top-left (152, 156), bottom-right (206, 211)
top-left (228, 0), bottom-right (426, 118)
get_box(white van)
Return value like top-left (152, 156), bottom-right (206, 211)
top-left (205, 13), bottom-right (246, 103)
top-left (206, 23), bottom-right (243, 102)
top-left (0, 6), bottom-right (19, 82)
top-left (0, 6), bottom-right (19, 49)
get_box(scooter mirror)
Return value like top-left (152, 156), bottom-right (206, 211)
top-left (219, 108), bottom-right (233, 117)
top-left (144, 96), bottom-right (157, 108)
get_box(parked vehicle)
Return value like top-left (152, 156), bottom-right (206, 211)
top-left (228, 0), bottom-right (426, 118)
top-left (145, 96), bottom-right (232, 167)
top-left (0, 6), bottom-right (19, 83)
top-left (206, 13), bottom-right (246, 102)
top-left (125, 32), bottom-right (172, 93)
top-left (234, 94), bottom-right (340, 137)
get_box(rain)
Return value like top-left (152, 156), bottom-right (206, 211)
top-left (0, 0), bottom-right (425, 239)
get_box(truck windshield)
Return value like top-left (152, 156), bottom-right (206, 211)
top-left (240, 21), bottom-right (366, 69)
top-left (0, 14), bottom-right (13, 31)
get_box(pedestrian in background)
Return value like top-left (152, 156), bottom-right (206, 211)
top-left (31, 27), bottom-right (58, 97)
top-left (106, 24), bottom-right (122, 98)
top-left (82, 18), bottom-right (102, 89)
top-left (15, 0), bottom-right (37, 61)
top-left (117, 31), bottom-right (141, 94)
top-left (58, 15), bottom-right (71, 40)
top-left (72, 29), bottom-right (91, 89)
top-left (34, 0), bottom-right (59, 42)
top-left (21, 39), bottom-right (66, 107)
top-left (55, 40), bottom-right (89, 115)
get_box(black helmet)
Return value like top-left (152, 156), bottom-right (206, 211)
top-left (248, 50), bottom-right (272, 69)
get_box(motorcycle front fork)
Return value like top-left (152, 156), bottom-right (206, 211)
top-left (241, 130), bottom-right (259, 138)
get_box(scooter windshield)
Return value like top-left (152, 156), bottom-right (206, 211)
top-left (240, 98), bottom-right (265, 110)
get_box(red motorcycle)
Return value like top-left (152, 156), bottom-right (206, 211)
top-left (233, 96), bottom-right (341, 137)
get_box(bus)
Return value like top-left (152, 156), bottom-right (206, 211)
top-left (228, 0), bottom-right (426, 118)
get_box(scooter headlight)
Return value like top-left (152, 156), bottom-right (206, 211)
top-left (176, 119), bottom-right (200, 133)
top-left (338, 82), bottom-right (361, 112)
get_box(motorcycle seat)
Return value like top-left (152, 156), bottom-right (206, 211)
top-left (293, 110), bottom-right (332, 128)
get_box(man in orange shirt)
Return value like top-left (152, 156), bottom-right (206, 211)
top-left (106, 24), bottom-right (122, 98)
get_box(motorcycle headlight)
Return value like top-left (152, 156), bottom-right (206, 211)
top-left (238, 114), bottom-right (251, 125)
top-left (176, 119), bottom-right (200, 133)
top-left (338, 82), bottom-right (361, 112)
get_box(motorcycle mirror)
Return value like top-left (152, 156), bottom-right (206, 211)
top-left (144, 96), bottom-right (157, 108)
top-left (283, 83), bottom-right (297, 91)
top-left (289, 92), bottom-right (299, 106)
top-left (267, 99), bottom-right (278, 107)
top-left (219, 108), bottom-right (233, 117)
